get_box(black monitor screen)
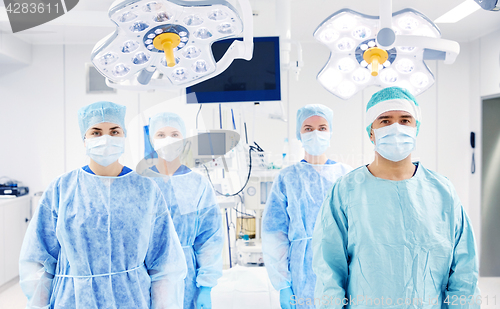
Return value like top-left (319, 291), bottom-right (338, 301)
top-left (198, 133), bottom-right (226, 156)
top-left (187, 36), bottom-right (281, 103)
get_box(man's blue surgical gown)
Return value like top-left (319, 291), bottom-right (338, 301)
top-left (313, 163), bottom-right (480, 309)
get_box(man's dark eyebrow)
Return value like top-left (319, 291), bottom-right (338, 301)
top-left (377, 115), bottom-right (393, 120)
top-left (400, 115), bottom-right (414, 118)
top-left (90, 127), bottom-right (102, 131)
top-left (303, 124), bottom-right (313, 127)
top-left (109, 126), bottom-right (121, 130)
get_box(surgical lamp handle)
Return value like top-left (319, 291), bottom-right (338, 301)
top-left (394, 35), bottom-right (460, 64)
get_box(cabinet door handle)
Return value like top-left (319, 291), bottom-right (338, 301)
top-left (25, 218), bottom-right (29, 223)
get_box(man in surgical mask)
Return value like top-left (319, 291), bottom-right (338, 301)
top-left (19, 101), bottom-right (187, 309)
top-left (312, 87), bottom-right (480, 308)
top-left (262, 104), bottom-right (352, 309)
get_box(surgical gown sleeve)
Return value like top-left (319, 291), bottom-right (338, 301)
top-left (146, 187), bottom-right (188, 309)
top-left (445, 186), bottom-right (480, 308)
top-left (262, 173), bottom-right (292, 291)
top-left (312, 180), bottom-right (348, 308)
top-left (193, 203), bottom-right (223, 288)
top-left (19, 181), bottom-right (60, 309)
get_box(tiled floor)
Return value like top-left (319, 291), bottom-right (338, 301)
top-left (0, 276), bottom-right (498, 308)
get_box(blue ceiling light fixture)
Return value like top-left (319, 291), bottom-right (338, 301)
top-left (91, 0), bottom-right (253, 90)
top-left (314, 0), bottom-right (460, 99)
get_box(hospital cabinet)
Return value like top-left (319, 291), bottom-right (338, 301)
top-left (0, 196), bottom-right (30, 287)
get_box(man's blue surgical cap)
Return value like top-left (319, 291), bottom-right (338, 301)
top-left (296, 104), bottom-right (334, 141)
top-left (149, 112), bottom-right (186, 142)
top-left (365, 87), bottom-right (421, 138)
top-left (78, 101), bottom-right (127, 140)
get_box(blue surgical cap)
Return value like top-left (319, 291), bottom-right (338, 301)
top-left (365, 87), bottom-right (421, 138)
top-left (78, 101), bottom-right (127, 140)
top-left (296, 104), bottom-right (333, 141)
top-left (149, 112), bottom-right (186, 142)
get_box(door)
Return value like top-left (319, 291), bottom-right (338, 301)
top-left (481, 97), bottom-right (500, 276)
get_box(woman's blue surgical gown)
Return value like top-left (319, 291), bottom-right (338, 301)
top-left (19, 167), bottom-right (187, 309)
top-left (149, 165), bottom-right (224, 309)
top-left (262, 160), bottom-right (353, 309)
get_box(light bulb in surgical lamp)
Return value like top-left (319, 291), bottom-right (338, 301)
top-left (217, 23), bottom-right (233, 34)
top-left (380, 68), bottom-right (398, 84)
top-left (337, 38), bottom-right (355, 51)
top-left (192, 60), bottom-right (209, 73)
top-left (133, 52), bottom-right (150, 65)
top-left (112, 63), bottom-right (131, 77)
top-left (398, 16), bottom-right (419, 31)
top-left (184, 14), bottom-right (204, 26)
top-left (118, 12), bottom-right (137, 23)
top-left (396, 58), bottom-right (415, 74)
top-left (319, 29), bottom-right (339, 44)
top-left (183, 46), bottom-right (201, 59)
top-left (143, 2), bottom-right (162, 12)
top-left (172, 67), bottom-right (187, 81)
top-left (352, 26), bottom-right (371, 40)
top-left (410, 72), bottom-right (429, 88)
top-left (194, 28), bottom-right (213, 39)
top-left (352, 68), bottom-right (370, 84)
top-left (130, 21), bottom-right (150, 32)
top-left (337, 58), bottom-right (356, 73)
top-left (99, 52), bottom-right (119, 66)
top-left (91, 0), bottom-right (251, 89)
top-left (122, 40), bottom-right (140, 53)
top-left (208, 9), bottom-right (228, 21)
top-left (154, 11), bottom-right (172, 22)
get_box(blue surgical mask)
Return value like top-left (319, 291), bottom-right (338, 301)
top-left (300, 131), bottom-right (331, 156)
top-left (374, 123), bottom-right (417, 162)
top-left (85, 135), bottom-right (125, 167)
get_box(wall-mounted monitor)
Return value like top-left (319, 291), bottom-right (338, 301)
top-left (187, 36), bottom-right (281, 104)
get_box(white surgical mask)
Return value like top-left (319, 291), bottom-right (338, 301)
top-left (154, 136), bottom-right (184, 162)
top-left (374, 123), bottom-right (417, 162)
top-left (85, 135), bottom-right (125, 167)
top-left (300, 131), bottom-right (331, 156)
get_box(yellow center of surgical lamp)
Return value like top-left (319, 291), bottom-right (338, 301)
top-left (363, 47), bottom-right (389, 76)
top-left (153, 33), bottom-right (181, 67)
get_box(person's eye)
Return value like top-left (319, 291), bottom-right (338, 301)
top-left (112, 130), bottom-right (119, 135)
top-left (172, 133), bottom-right (179, 137)
top-left (381, 120), bottom-right (389, 124)
top-left (402, 119), bottom-right (410, 124)
top-left (92, 131), bottom-right (100, 136)
top-left (320, 127), bottom-right (327, 131)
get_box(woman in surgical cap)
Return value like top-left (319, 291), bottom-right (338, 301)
top-left (147, 112), bottom-right (224, 309)
top-left (262, 104), bottom-right (353, 309)
top-left (19, 101), bottom-right (187, 309)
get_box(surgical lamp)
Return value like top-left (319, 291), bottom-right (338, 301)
top-left (474, 0), bottom-right (500, 11)
top-left (91, 0), bottom-right (253, 91)
top-left (314, 0), bottom-right (460, 99)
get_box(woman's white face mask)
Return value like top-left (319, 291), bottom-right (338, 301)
top-left (154, 136), bottom-right (184, 162)
top-left (85, 135), bottom-right (125, 167)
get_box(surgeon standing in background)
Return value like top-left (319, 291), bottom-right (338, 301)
top-left (19, 102), bottom-right (187, 309)
top-left (146, 112), bottom-right (224, 309)
top-left (313, 87), bottom-right (480, 308)
top-left (262, 104), bottom-right (353, 309)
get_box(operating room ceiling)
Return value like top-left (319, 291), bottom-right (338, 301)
top-left (0, 0), bottom-right (498, 45)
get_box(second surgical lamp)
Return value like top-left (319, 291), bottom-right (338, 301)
top-left (314, 0), bottom-right (460, 99)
